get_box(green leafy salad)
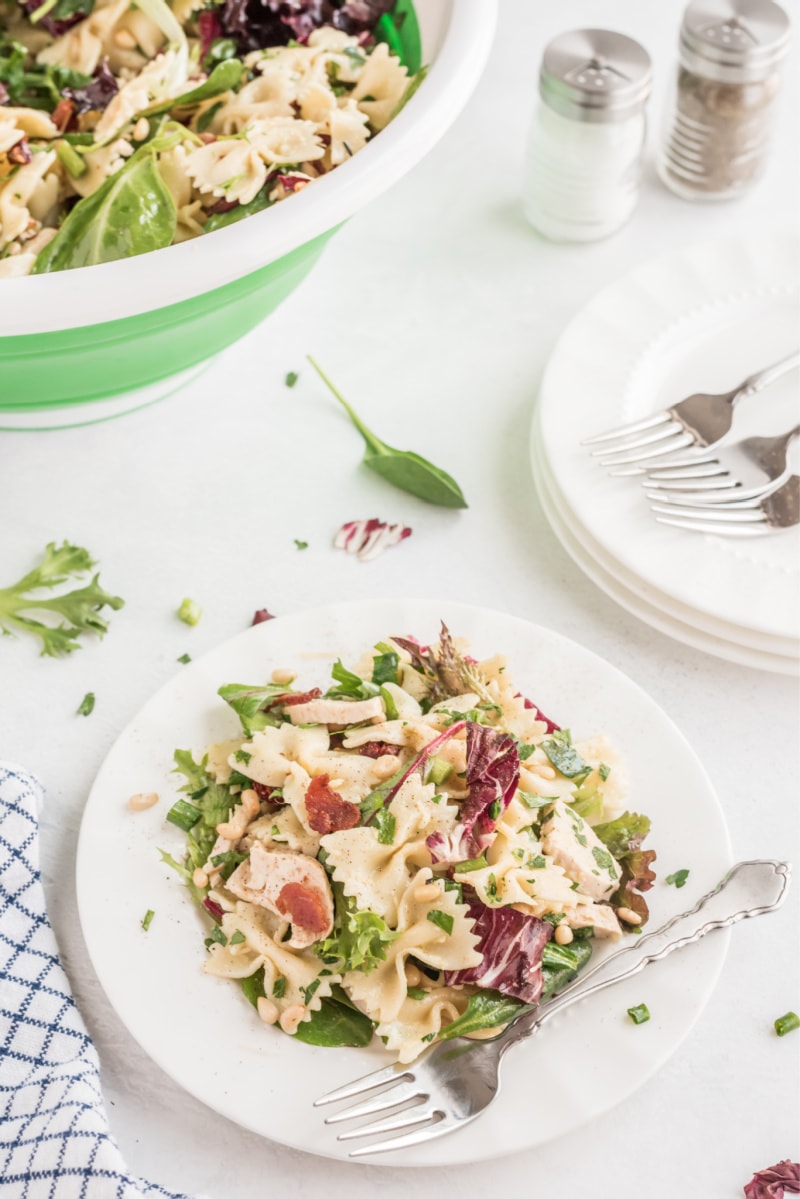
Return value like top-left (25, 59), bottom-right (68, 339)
top-left (162, 624), bottom-right (656, 1062)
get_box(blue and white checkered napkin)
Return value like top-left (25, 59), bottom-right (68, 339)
top-left (0, 762), bottom-right (190, 1198)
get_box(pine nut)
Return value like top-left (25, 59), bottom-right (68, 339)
top-left (279, 1004), bottom-right (307, 1034)
top-left (192, 868), bottom-right (208, 889)
top-left (128, 791), bottom-right (158, 811)
top-left (132, 117), bottom-right (149, 141)
top-left (271, 668), bottom-right (295, 685)
top-left (374, 754), bottom-right (400, 779)
top-left (413, 882), bottom-right (441, 904)
top-left (405, 964), bottom-right (422, 988)
top-left (536, 765), bottom-right (557, 780)
top-left (554, 923), bottom-right (574, 945)
top-left (617, 906), bottom-right (642, 926)
top-left (114, 27), bottom-right (137, 47)
top-left (257, 997), bottom-right (279, 1025)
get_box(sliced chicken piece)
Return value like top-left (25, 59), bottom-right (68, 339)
top-left (541, 800), bottom-right (620, 901)
top-left (565, 902), bottom-right (622, 940)
top-left (287, 695), bottom-right (385, 727)
top-left (225, 843), bottom-right (334, 949)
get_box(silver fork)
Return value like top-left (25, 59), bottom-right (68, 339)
top-left (652, 475), bottom-right (799, 535)
top-left (315, 860), bottom-right (789, 1158)
top-left (581, 349), bottom-right (800, 473)
top-left (644, 424), bottom-right (800, 505)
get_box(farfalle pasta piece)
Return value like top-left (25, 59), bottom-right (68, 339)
top-left (0, 150), bottom-right (57, 251)
top-left (344, 868), bottom-right (481, 1027)
top-left (376, 984), bottom-right (469, 1064)
top-left (327, 99), bottom-right (370, 166)
top-left (210, 72), bottom-right (295, 136)
top-left (71, 137), bottom-right (133, 198)
top-left (246, 117), bottom-right (324, 166)
top-left (94, 51), bottom-right (185, 143)
top-left (353, 42), bottom-right (409, 131)
top-left (184, 137), bottom-right (267, 206)
top-left (37, 0), bottom-right (130, 76)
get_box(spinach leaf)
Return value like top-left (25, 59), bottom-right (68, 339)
top-left (203, 186), bottom-right (273, 232)
top-left (438, 989), bottom-right (528, 1040)
top-left (143, 58), bottom-right (244, 118)
top-left (241, 966), bottom-right (266, 1008)
top-left (540, 937), bottom-right (592, 1001)
top-left (32, 147), bottom-right (176, 273)
top-left (292, 996), bottom-right (375, 1047)
top-left (307, 357), bottom-right (468, 509)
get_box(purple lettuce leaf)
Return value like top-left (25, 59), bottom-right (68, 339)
top-left (62, 59), bottom-right (117, 113)
top-left (332, 0), bottom-right (393, 35)
top-left (744, 1161), bottom-right (800, 1199)
top-left (217, 0), bottom-right (392, 55)
top-left (427, 723), bottom-right (519, 863)
top-left (446, 901), bottom-right (553, 1005)
top-left (517, 691), bottom-right (560, 734)
top-left (19, 0), bottom-right (89, 38)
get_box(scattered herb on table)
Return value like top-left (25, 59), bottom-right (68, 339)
top-left (177, 597), bottom-right (202, 626)
top-left (177, 653), bottom-right (191, 663)
top-left (76, 691), bottom-right (95, 716)
top-left (627, 1003), bottom-right (650, 1025)
top-left (774, 1011), bottom-right (800, 1037)
top-left (141, 909), bottom-right (155, 931)
top-left (0, 541), bottom-right (124, 656)
top-left (294, 539), bottom-right (308, 550)
top-left (285, 371), bottom-right (299, 388)
top-left (307, 356), bottom-right (468, 509)
top-left (666, 869), bottom-right (690, 888)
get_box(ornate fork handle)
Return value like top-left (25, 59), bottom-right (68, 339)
top-left (501, 860), bottom-right (791, 1054)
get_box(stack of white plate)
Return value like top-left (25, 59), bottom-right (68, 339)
top-left (532, 235), bottom-right (800, 675)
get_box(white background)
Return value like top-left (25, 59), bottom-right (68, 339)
top-left (2, 1), bottom-right (799, 1196)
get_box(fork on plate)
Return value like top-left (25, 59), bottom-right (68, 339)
top-left (582, 349), bottom-right (800, 473)
top-left (644, 424), bottom-right (800, 505)
top-left (652, 475), bottom-right (799, 535)
top-left (314, 860), bottom-right (789, 1158)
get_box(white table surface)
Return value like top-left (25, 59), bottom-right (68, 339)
top-left (2, 1), bottom-right (799, 1195)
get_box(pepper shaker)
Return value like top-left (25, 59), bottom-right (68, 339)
top-left (522, 30), bottom-right (653, 243)
top-left (658, 0), bottom-right (791, 201)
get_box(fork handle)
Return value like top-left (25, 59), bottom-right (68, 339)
top-left (502, 860), bottom-right (790, 1051)
top-left (738, 350), bottom-right (800, 400)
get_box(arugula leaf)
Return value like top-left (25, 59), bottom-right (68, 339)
top-left (307, 357), bottom-right (468, 509)
top-left (217, 682), bottom-right (290, 735)
top-left (168, 749), bottom-right (235, 891)
top-left (438, 989), bottom-right (528, 1041)
top-left (241, 966), bottom-right (266, 1007)
top-left (76, 691), bottom-right (95, 716)
top-left (0, 540), bottom-right (123, 656)
top-left (32, 141), bottom-right (177, 273)
top-left (326, 659), bottom-right (378, 700)
top-left (315, 885), bottom-right (397, 974)
top-left (143, 58), bottom-right (244, 118)
top-left (540, 730), bottom-right (590, 780)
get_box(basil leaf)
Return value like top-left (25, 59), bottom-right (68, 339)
top-left (292, 996), bottom-right (375, 1047)
top-left (143, 58), bottom-right (244, 118)
top-left (307, 357), bottom-right (468, 509)
top-left (32, 148), bottom-right (175, 273)
top-left (540, 730), bottom-right (590, 780)
top-left (438, 989), bottom-right (527, 1041)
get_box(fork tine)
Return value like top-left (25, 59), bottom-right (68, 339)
top-left (647, 482), bottom-right (780, 506)
top-left (313, 1065), bottom-right (410, 1108)
top-left (336, 1104), bottom-right (437, 1142)
top-left (589, 420), bottom-right (684, 458)
top-left (656, 515), bottom-right (770, 536)
top-left (645, 475), bottom-right (735, 493)
top-left (602, 431), bottom-right (696, 469)
top-left (581, 412), bottom-right (672, 446)
top-left (651, 502), bottom-right (767, 522)
top-left (644, 462), bottom-right (725, 481)
top-left (323, 1080), bottom-right (424, 1125)
top-left (348, 1116), bottom-right (451, 1158)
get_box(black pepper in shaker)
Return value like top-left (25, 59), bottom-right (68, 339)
top-left (658, 0), bottom-right (791, 201)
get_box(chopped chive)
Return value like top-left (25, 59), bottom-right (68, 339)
top-left (230, 930), bottom-right (246, 945)
top-left (454, 854), bottom-right (488, 873)
top-left (177, 597), bottom-right (202, 626)
top-left (426, 910), bottom-right (454, 935)
top-left (627, 1003), bottom-right (650, 1025)
top-left (55, 139), bottom-right (87, 179)
top-left (177, 653), bottom-right (191, 664)
top-left (407, 987), bottom-right (427, 1000)
top-left (285, 371), bottom-right (299, 388)
top-left (425, 756), bottom-right (453, 786)
top-left (774, 1011), bottom-right (799, 1037)
top-left (488, 800), bottom-right (501, 821)
top-left (76, 691), bottom-right (95, 717)
top-left (666, 869), bottom-right (690, 888)
top-left (166, 798), bottom-right (201, 831)
top-left (141, 909), bottom-right (155, 931)
top-left (528, 854), bottom-right (547, 869)
top-left (293, 539), bottom-right (308, 550)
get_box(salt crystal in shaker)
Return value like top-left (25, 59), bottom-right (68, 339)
top-left (659, 0), bottom-right (791, 201)
top-left (523, 30), bottom-right (653, 243)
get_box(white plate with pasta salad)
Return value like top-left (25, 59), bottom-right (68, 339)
top-left (76, 599), bottom-right (733, 1165)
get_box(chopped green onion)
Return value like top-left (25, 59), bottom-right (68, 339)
top-left (141, 909), bottom-right (155, 931)
top-left (76, 691), bottom-right (95, 717)
top-left (293, 539), bottom-right (308, 550)
top-left (285, 371), bottom-right (299, 388)
top-left (666, 869), bottom-right (690, 888)
top-left (177, 597), bottom-right (202, 626)
top-left (774, 1011), bottom-right (799, 1037)
top-left (426, 910), bottom-right (454, 936)
top-left (488, 800), bottom-right (501, 821)
top-left (425, 756), bottom-right (453, 786)
top-left (165, 798), bottom-right (201, 831)
top-left (627, 1003), bottom-right (650, 1025)
top-left (56, 140), bottom-right (87, 179)
top-left (528, 854), bottom-right (547, 869)
top-left (380, 686), bottom-right (399, 720)
top-left (177, 653), bottom-right (191, 664)
top-left (406, 987), bottom-right (427, 1000)
top-left (517, 742), bottom-right (536, 761)
top-left (454, 854), bottom-right (488, 873)
top-left (374, 808), bottom-right (396, 845)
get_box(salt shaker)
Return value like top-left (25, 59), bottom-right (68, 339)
top-left (659, 0), bottom-right (791, 201)
top-left (522, 30), bottom-right (652, 243)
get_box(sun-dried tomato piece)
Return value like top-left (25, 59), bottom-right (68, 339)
top-left (51, 98), bottom-right (76, 133)
top-left (250, 780), bottom-right (283, 803)
top-left (8, 138), bottom-right (32, 166)
top-left (305, 774), bottom-right (360, 835)
top-left (357, 740), bottom-right (399, 759)
top-left (276, 882), bottom-right (329, 935)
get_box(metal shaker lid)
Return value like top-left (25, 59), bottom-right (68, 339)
top-left (539, 29), bottom-right (652, 124)
top-left (680, 0), bottom-right (791, 83)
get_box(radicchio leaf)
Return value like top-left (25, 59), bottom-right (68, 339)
top-left (20, 0), bottom-right (89, 38)
top-left (517, 691), bottom-right (560, 733)
top-left (446, 901), bottom-right (552, 1005)
top-left (217, 0), bottom-right (393, 59)
top-left (427, 723), bottom-right (519, 863)
top-left (332, 0), bottom-right (394, 35)
top-left (744, 1161), bottom-right (800, 1199)
top-left (197, 8), bottom-right (222, 60)
top-left (62, 59), bottom-right (118, 113)
top-left (393, 623), bottom-right (496, 706)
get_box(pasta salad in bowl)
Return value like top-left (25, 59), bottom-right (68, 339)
top-left (163, 624), bottom-right (657, 1064)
